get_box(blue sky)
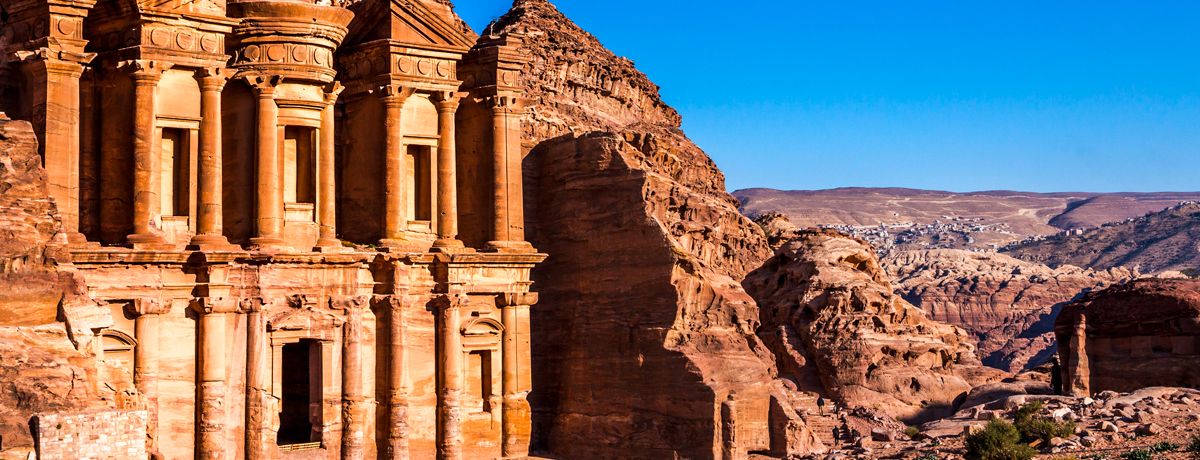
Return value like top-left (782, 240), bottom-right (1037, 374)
top-left (454, 1), bottom-right (1200, 193)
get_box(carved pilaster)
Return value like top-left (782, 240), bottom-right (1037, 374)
top-left (195, 297), bottom-right (237, 460)
top-left (334, 296), bottom-right (370, 460)
top-left (191, 68), bottom-right (236, 249)
top-left (435, 294), bottom-right (469, 460)
top-left (386, 295), bottom-right (413, 459)
top-left (497, 291), bottom-right (537, 457)
top-left (484, 94), bottom-right (533, 252)
top-left (245, 75), bottom-right (286, 248)
top-left (126, 298), bottom-right (169, 455)
top-left (316, 82), bottom-right (345, 250)
top-left (241, 297), bottom-right (268, 460)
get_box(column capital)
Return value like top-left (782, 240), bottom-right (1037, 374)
top-left (331, 295), bottom-right (370, 312)
top-left (323, 81), bottom-right (345, 104)
top-left (432, 293), bottom-right (470, 312)
top-left (497, 292), bottom-right (538, 308)
top-left (433, 91), bottom-right (469, 112)
top-left (195, 67), bottom-right (232, 91)
top-left (127, 298), bottom-right (170, 317)
top-left (11, 47), bottom-right (95, 76)
top-left (195, 297), bottom-right (239, 315)
top-left (239, 297), bottom-right (267, 314)
top-left (118, 59), bottom-right (173, 83)
top-left (374, 84), bottom-right (415, 106)
top-left (244, 74), bottom-right (284, 96)
top-left (484, 94), bottom-right (525, 114)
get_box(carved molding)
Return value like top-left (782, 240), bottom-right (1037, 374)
top-left (141, 25), bottom-right (226, 57)
top-left (127, 298), bottom-right (169, 317)
top-left (195, 297), bottom-right (239, 315)
top-left (497, 292), bottom-right (538, 308)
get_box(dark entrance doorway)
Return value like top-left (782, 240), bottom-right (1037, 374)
top-left (278, 339), bottom-right (320, 446)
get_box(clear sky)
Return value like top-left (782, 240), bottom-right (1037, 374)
top-left (453, 1), bottom-right (1200, 193)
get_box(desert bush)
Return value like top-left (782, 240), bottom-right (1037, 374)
top-left (965, 419), bottom-right (1037, 460)
top-left (1012, 402), bottom-right (1075, 443)
top-left (1120, 449), bottom-right (1153, 460)
top-left (1188, 433), bottom-right (1200, 455)
top-left (905, 425), bottom-right (921, 439)
top-left (1149, 442), bottom-right (1178, 453)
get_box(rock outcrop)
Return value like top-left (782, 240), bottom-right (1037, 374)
top-left (491, 1), bottom-right (820, 458)
top-left (1056, 279), bottom-right (1200, 396)
top-left (744, 229), bottom-right (1000, 423)
top-left (0, 118), bottom-right (115, 451)
top-left (886, 249), bottom-right (1135, 372)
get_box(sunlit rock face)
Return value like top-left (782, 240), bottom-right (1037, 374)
top-left (744, 229), bottom-right (1002, 423)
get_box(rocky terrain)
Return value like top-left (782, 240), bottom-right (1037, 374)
top-left (0, 117), bottom-right (117, 452)
top-left (1005, 202), bottom-right (1200, 274)
top-left (496, 1), bottom-right (817, 457)
top-left (736, 187), bottom-right (1200, 252)
top-left (886, 249), bottom-right (1136, 372)
top-left (743, 229), bottom-right (1003, 423)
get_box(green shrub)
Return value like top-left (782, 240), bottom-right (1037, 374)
top-left (965, 419), bottom-right (1037, 460)
top-left (1149, 442), bottom-right (1178, 453)
top-left (1012, 402), bottom-right (1075, 443)
top-left (1120, 449), bottom-right (1153, 460)
top-left (1188, 434), bottom-right (1200, 454)
top-left (905, 425), bottom-right (921, 439)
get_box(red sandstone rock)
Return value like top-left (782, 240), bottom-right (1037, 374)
top-left (1055, 279), bottom-right (1200, 395)
top-left (488, 1), bottom-right (828, 457)
top-left (886, 249), bottom-right (1135, 372)
top-left (744, 229), bottom-right (1002, 423)
top-left (0, 119), bottom-right (116, 452)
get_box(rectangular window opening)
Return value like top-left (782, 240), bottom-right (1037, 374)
top-left (283, 126), bottom-right (317, 205)
top-left (160, 128), bottom-right (189, 217)
top-left (406, 145), bottom-right (432, 222)
top-left (466, 350), bottom-right (493, 413)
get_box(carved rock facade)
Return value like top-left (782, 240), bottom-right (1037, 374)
top-left (0, 1), bottom-right (544, 459)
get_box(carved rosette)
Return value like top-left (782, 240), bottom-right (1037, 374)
top-left (138, 25), bottom-right (227, 59)
top-left (228, 1), bottom-right (353, 83)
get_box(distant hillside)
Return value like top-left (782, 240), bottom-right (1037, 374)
top-left (1002, 202), bottom-right (1200, 274)
top-left (734, 187), bottom-right (1200, 251)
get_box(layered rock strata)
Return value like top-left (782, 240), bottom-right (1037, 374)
top-left (886, 249), bottom-right (1135, 371)
top-left (744, 229), bottom-right (1000, 423)
top-left (0, 118), bottom-right (118, 451)
top-left (488, 0), bottom-right (830, 457)
top-left (1056, 279), bottom-right (1200, 396)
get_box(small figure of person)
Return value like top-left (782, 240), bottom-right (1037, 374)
top-left (817, 396), bottom-right (826, 415)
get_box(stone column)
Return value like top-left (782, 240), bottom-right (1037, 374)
top-left (123, 60), bottom-right (172, 246)
top-left (316, 83), bottom-right (344, 250)
top-left (243, 298), bottom-right (268, 460)
top-left (13, 49), bottom-right (95, 244)
top-left (248, 76), bottom-right (285, 248)
top-left (190, 68), bottom-right (233, 249)
top-left (437, 294), bottom-right (466, 460)
top-left (379, 85), bottom-right (413, 247)
top-left (198, 297), bottom-right (236, 460)
top-left (340, 297), bottom-right (368, 460)
top-left (387, 296), bottom-right (411, 459)
top-left (432, 92), bottom-right (466, 251)
top-left (484, 95), bottom-right (533, 252)
top-left (129, 298), bottom-right (169, 455)
top-left (499, 292), bottom-right (537, 457)
top-left (1066, 313), bottom-right (1090, 397)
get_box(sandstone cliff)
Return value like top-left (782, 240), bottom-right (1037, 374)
top-left (0, 118), bottom-right (115, 451)
top-left (1056, 278), bottom-right (1200, 395)
top-left (490, 1), bottom-right (825, 457)
top-left (886, 249), bottom-right (1135, 372)
top-left (743, 229), bottom-right (1000, 423)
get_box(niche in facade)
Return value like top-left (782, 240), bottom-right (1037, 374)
top-left (283, 126), bottom-right (317, 206)
top-left (159, 127), bottom-right (191, 217)
top-left (406, 144), bottom-right (432, 222)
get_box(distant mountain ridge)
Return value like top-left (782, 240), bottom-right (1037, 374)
top-left (1002, 202), bottom-right (1200, 274)
top-left (734, 187), bottom-right (1200, 251)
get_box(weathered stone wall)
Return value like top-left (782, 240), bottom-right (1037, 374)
top-left (1056, 279), bottom-right (1200, 395)
top-left (31, 410), bottom-right (147, 460)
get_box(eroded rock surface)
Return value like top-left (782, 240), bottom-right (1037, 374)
top-left (490, 1), bottom-right (825, 457)
top-left (0, 118), bottom-right (114, 451)
top-left (744, 229), bottom-right (1000, 423)
top-left (886, 249), bottom-right (1135, 372)
top-left (1056, 279), bottom-right (1200, 395)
